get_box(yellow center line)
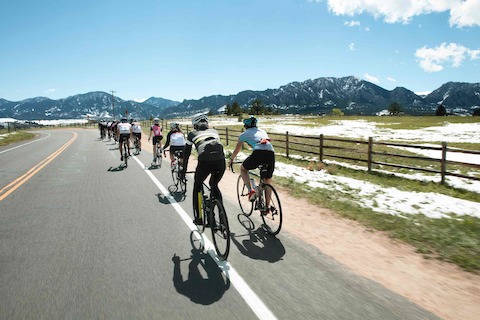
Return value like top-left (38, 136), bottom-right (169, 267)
top-left (0, 132), bottom-right (78, 202)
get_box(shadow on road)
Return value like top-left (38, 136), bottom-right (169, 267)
top-left (172, 249), bottom-right (230, 305)
top-left (231, 214), bottom-right (285, 262)
top-left (107, 164), bottom-right (127, 172)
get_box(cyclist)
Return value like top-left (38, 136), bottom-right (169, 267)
top-left (148, 118), bottom-right (163, 164)
top-left (181, 114), bottom-right (226, 225)
top-left (163, 122), bottom-right (186, 167)
top-left (117, 117), bottom-right (132, 161)
top-left (130, 119), bottom-right (142, 152)
top-left (227, 116), bottom-right (275, 204)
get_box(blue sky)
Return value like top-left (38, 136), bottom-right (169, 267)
top-left (1, 0), bottom-right (479, 102)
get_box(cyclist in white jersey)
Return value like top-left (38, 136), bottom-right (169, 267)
top-left (117, 117), bottom-right (133, 161)
top-left (130, 119), bottom-right (142, 152)
top-left (228, 116), bottom-right (275, 202)
top-left (148, 118), bottom-right (163, 163)
top-left (163, 122), bottom-right (186, 166)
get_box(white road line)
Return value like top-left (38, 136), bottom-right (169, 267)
top-left (0, 133), bottom-right (51, 154)
top-left (132, 155), bottom-right (277, 320)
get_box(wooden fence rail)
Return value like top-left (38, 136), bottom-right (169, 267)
top-left (211, 126), bottom-right (480, 185)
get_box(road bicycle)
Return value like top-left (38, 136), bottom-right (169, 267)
top-left (231, 162), bottom-right (283, 235)
top-left (166, 149), bottom-right (187, 194)
top-left (132, 135), bottom-right (140, 155)
top-left (194, 174), bottom-right (230, 260)
top-left (122, 140), bottom-right (129, 167)
top-left (150, 139), bottom-right (163, 167)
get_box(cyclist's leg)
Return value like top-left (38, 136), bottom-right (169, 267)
top-left (152, 137), bottom-right (157, 160)
top-left (208, 159), bottom-right (226, 203)
top-left (119, 136), bottom-right (124, 159)
top-left (262, 151), bottom-right (276, 210)
top-left (193, 162), bottom-right (209, 222)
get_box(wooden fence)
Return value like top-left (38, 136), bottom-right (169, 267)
top-left (211, 127), bottom-right (480, 185)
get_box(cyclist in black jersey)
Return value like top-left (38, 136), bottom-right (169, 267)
top-left (182, 114), bottom-right (226, 225)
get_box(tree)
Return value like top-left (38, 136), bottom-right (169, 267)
top-left (231, 101), bottom-right (242, 115)
top-left (331, 108), bottom-right (344, 116)
top-left (473, 108), bottom-right (480, 116)
top-left (249, 98), bottom-right (265, 115)
top-left (436, 104), bottom-right (447, 116)
top-left (388, 102), bottom-right (402, 115)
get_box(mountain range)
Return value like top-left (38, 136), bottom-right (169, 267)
top-left (1, 76), bottom-right (479, 120)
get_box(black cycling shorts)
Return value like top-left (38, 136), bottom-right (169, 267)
top-left (170, 145), bottom-right (184, 158)
top-left (152, 136), bottom-right (163, 145)
top-left (242, 150), bottom-right (275, 179)
top-left (119, 133), bottom-right (130, 143)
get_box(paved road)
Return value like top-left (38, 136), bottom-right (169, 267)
top-left (0, 129), bottom-right (440, 319)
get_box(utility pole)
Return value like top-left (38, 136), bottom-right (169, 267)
top-left (110, 90), bottom-right (116, 119)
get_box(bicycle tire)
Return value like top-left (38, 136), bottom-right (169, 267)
top-left (260, 184), bottom-right (283, 235)
top-left (156, 147), bottom-right (162, 167)
top-left (171, 164), bottom-right (179, 189)
top-left (123, 143), bottom-right (128, 167)
top-left (237, 175), bottom-right (253, 216)
top-left (179, 173), bottom-right (187, 194)
top-left (134, 138), bottom-right (140, 155)
top-left (210, 199), bottom-right (230, 260)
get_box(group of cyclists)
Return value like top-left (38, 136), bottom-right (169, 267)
top-left (99, 114), bottom-right (276, 227)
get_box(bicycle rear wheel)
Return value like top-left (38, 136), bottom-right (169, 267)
top-left (179, 172), bottom-right (187, 194)
top-left (260, 184), bottom-right (282, 235)
top-left (210, 199), bottom-right (230, 260)
top-left (194, 191), bottom-right (206, 234)
top-left (156, 147), bottom-right (162, 167)
top-left (123, 143), bottom-right (128, 167)
top-left (237, 175), bottom-right (253, 216)
top-left (134, 138), bottom-right (140, 155)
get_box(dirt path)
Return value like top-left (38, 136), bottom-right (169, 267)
top-left (218, 168), bottom-right (480, 320)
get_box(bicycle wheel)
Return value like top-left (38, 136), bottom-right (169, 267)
top-left (134, 138), bottom-right (140, 155)
top-left (156, 147), bottom-right (163, 167)
top-left (260, 184), bottom-right (283, 235)
top-left (237, 175), bottom-right (253, 216)
top-left (171, 164), bottom-right (179, 189)
top-left (210, 199), bottom-right (230, 260)
top-left (179, 172), bottom-right (187, 194)
top-left (123, 144), bottom-right (128, 167)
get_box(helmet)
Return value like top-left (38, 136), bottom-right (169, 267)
top-left (192, 114), bottom-right (208, 128)
top-left (129, 119), bottom-right (133, 124)
top-left (170, 122), bottom-right (179, 130)
top-left (243, 116), bottom-right (257, 128)
top-left (121, 117), bottom-right (127, 123)
top-left (153, 117), bottom-right (160, 124)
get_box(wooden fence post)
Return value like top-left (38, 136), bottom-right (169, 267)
top-left (441, 142), bottom-right (447, 184)
top-left (319, 134), bottom-right (323, 162)
top-left (286, 131), bottom-right (290, 158)
top-left (225, 127), bottom-right (229, 145)
top-left (368, 137), bottom-right (373, 173)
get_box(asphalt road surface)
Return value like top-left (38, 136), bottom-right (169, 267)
top-left (0, 129), bottom-right (440, 319)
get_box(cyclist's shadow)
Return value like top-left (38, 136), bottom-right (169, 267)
top-left (231, 214), bottom-right (286, 263)
top-left (156, 191), bottom-right (185, 204)
top-left (172, 250), bottom-right (230, 305)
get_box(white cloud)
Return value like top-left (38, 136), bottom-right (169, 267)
top-left (348, 42), bottom-right (356, 51)
top-left (387, 77), bottom-right (397, 82)
top-left (323, 0), bottom-right (480, 27)
top-left (363, 73), bottom-right (380, 84)
top-left (415, 42), bottom-right (480, 72)
top-left (45, 88), bottom-right (58, 94)
top-left (344, 20), bottom-right (361, 27)
top-left (450, 0), bottom-right (480, 27)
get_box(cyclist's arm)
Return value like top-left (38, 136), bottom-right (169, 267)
top-left (163, 131), bottom-right (173, 149)
top-left (228, 140), bottom-right (244, 164)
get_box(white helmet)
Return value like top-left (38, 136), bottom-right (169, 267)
top-left (153, 117), bottom-right (160, 124)
top-left (192, 114), bottom-right (208, 128)
top-left (170, 122), bottom-right (178, 130)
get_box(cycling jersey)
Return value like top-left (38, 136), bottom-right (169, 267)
top-left (239, 127), bottom-right (274, 152)
top-left (131, 123), bottom-right (142, 134)
top-left (151, 124), bottom-right (162, 137)
top-left (185, 128), bottom-right (224, 161)
top-left (117, 123), bottom-right (131, 135)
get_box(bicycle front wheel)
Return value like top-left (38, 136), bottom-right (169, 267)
top-left (171, 165), bottom-right (179, 188)
top-left (260, 184), bottom-right (283, 235)
top-left (210, 199), bottom-right (230, 260)
top-left (156, 148), bottom-right (163, 167)
top-left (237, 175), bottom-right (253, 216)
